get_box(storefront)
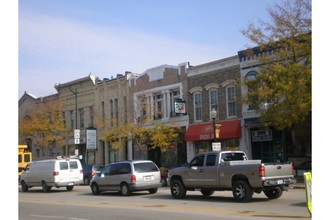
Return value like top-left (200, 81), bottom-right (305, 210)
top-left (185, 119), bottom-right (242, 156)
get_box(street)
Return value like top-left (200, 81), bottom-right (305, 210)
top-left (19, 185), bottom-right (311, 220)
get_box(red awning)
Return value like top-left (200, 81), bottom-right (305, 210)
top-left (185, 120), bottom-right (241, 141)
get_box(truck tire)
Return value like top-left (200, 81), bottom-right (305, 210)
top-left (201, 189), bottom-right (214, 197)
top-left (170, 179), bottom-right (186, 199)
top-left (263, 187), bottom-right (283, 199)
top-left (232, 180), bottom-right (253, 202)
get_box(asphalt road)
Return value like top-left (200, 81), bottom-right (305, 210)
top-left (18, 185), bottom-right (311, 220)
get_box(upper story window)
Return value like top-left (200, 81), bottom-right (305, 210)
top-left (226, 86), bottom-right (236, 117)
top-left (170, 89), bottom-right (180, 117)
top-left (110, 99), bottom-right (114, 126)
top-left (245, 71), bottom-right (257, 80)
top-left (245, 71), bottom-right (258, 110)
top-left (101, 101), bottom-right (105, 121)
top-left (70, 110), bottom-right (74, 129)
top-left (62, 112), bottom-right (66, 127)
top-left (154, 94), bottom-right (163, 120)
top-left (114, 98), bottom-right (119, 124)
top-left (89, 106), bottom-right (94, 127)
top-left (79, 108), bottom-right (84, 128)
top-left (209, 89), bottom-right (218, 120)
top-left (193, 92), bottom-right (202, 121)
top-left (123, 96), bottom-right (127, 123)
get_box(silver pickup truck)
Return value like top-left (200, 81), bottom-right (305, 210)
top-left (168, 151), bottom-right (295, 202)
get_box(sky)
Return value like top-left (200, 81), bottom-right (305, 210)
top-left (17, 0), bottom-right (284, 99)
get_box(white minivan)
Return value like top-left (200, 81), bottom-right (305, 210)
top-left (20, 157), bottom-right (83, 192)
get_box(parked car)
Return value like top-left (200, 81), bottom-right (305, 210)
top-left (20, 157), bottom-right (83, 192)
top-left (82, 164), bottom-right (104, 185)
top-left (90, 160), bottom-right (162, 196)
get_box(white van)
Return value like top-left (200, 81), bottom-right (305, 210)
top-left (20, 157), bottom-right (83, 192)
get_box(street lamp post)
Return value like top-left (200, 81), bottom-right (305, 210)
top-left (211, 108), bottom-right (217, 143)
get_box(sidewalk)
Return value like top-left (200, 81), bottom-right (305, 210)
top-left (291, 176), bottom-right (305, 189)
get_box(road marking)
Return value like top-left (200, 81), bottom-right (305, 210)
top-left (31, 214), bottom-right (89, 220)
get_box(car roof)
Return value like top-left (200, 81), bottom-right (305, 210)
top-left (106, 160), bottom-right (155, 165)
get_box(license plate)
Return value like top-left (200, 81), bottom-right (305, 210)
top-left (144, 176), bottom-right (154, 181)
top-left (277, 179), bottom-right (283, 184)
top-left (68, 182), bottom-right (74, 186)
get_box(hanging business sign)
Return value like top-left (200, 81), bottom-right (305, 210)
top-left (86, 128), bottom-right (97, 150)
top-left (251, 130), bottom-right (273, 142)
top-left (174, 99), bottom-right (186, 114)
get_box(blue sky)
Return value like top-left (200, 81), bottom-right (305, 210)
top-left (18, 0), bottom-right (282, 98)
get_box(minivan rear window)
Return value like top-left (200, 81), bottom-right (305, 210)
top-left (134, 162), bottom-right (159, 173)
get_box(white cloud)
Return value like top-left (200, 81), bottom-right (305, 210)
top-left (19, 10), bottom-right (232, 98)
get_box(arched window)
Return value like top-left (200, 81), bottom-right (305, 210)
top-left (245, 71), bottom-right (258, 110)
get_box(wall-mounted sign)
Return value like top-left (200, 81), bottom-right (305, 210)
top-left (252, 130), bottom-right (273, 142)
top-left (86, 128), bottom-right (97, 150)
top-left (174, 99), bottom-right (186, 114)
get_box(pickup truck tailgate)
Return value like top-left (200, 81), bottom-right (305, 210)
top-left (264, 163), bottom-right (293, 178)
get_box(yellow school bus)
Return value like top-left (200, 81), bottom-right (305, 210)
top-left (18, 145), bottom-right (32, 179)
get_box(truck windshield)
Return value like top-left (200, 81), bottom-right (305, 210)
top-left (221, 153), bottom-right (247, 161)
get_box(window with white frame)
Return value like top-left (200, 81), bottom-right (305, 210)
top-left (245, 71), bottom-right (258, 110)
top-left (209, 89), bottom-right (218, 120)
top-left (154, 94), bottom-right (163, 120)
top-left (226, 86), bottom-right (236, 117)
top-left (194, 92), bottom-right (202, 121)
top-left (170, 89), bottom-right (180, 117)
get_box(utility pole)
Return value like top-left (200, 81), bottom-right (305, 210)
top-left (69, 87), bottom-right (79, 156)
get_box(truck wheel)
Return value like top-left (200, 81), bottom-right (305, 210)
top-left (263, 187), bottom-right (283, 199)
top-left (232, 180), bottom-right (253, 202)
top-left (91, 183), bottom-right (100, 195)
top-left (66, 186), bottom-right (74, 191)
top-left (21, 181), bottom-right (29, 192)
top-left (170, 179), bottom-right (186, 199)
top-left (201, 189), bottom-right (214, 197)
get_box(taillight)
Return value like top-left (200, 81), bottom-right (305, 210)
top-left (53, 171), bottom-right (59, 176)
top-left (80, 169), bottom-right (83, 174)
top-left (259, 164), bottom-right (265, 177)
top-left (291, 163), bottom-right (295, 176)
top-left (131, 175), bottom-right (136, 183)
top-left (91, 171), bottom-right (95, 176)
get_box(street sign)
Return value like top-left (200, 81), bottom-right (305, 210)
top-left (212, 142), bottom-right (221, 151)
top-left (74, 138), bottom-right (80, 144)
top-left (74, 129), bottom-right (80, 139)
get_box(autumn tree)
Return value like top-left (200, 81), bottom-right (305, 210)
top-left (19, 99), bottom-right (69, 157)
top-left (241, 0), bottom-right (311, 129)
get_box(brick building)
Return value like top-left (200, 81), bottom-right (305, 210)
top-left (185, 55), bottom-right (244, 161)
